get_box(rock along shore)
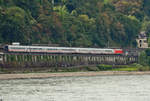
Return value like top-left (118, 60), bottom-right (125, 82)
top-left (0, 71), bottom-right (150, 80)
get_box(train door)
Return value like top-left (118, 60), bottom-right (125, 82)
top-left (25, 46), bottom-right (30, 52)
top-left (0, 52), bottom-right (4, 62)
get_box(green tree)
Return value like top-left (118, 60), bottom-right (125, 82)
top-left (139, 51), bottom-right (148, 66)
top-left (0, 7), bottom-right (29, 43)
top-left (143, 0), bottom-right (150, 17)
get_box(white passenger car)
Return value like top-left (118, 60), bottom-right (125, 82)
top-left (4, 45), bottom-right (123, 55)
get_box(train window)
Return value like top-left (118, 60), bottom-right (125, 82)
top-left (34, 48), bottom-right (43, 50)
top-left (10, 47), bottom-right (25, 49)
top-left (47, 48), bottom-right (57, 50)
top-left (62, 49), bottom-right (75, 51)
top-left (30, 48), bottom-right (36, 50)
top-left (34, 48), bottom-right (40, 50)
top-left (19, 47), bottom-right (25, 49)
top-left (105, 50), bottom-right (112, 52)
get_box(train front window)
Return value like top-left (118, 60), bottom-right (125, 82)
top-left (4, 46), bottom-right (8, 51)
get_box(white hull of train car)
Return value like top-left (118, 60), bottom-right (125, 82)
top-left (5, 45), bottom-right (123, 55)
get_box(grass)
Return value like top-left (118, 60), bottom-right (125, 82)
top-left (111, 67), bottom-right (138, 71)
top-left (97, 64), bottom-right (142, 71)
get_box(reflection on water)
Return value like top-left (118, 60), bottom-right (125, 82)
top-left (0, 75), bottom-right (150, 101)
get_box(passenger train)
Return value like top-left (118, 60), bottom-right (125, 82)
top-left (4, 44), bottom-right (123, 55)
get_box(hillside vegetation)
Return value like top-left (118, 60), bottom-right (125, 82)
top-left (0, 0), bottom-right (150, 47)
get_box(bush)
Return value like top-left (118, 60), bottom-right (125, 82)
top-left (85, 66), bottom-right (100, 71)
top-left (138, 65), bottom-right (150, 71)
top-left (145, 49), bottom-right (150, 56)
top-left (97, 64), bottom-right (114, 71)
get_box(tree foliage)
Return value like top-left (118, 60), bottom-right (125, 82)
top-left (139, 49), bottom-right (150, 67)
top-left (0, 0), bottom-right (148, 47)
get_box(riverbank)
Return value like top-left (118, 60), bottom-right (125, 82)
top-left (0, 64), bottom-right (146, 74)
top-left (0, 71), bottom-right (150, 80)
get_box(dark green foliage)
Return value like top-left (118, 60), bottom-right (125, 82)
top-left (0, 0), bottom-right (147, 47)
top-left (139, 51), bottom-right (148, 66)
top-left (97, 64), bottom-right (114, 70)
top-left (139, 49), bottom-right (150, 70)
top-left (143, 0), bottom-right (150, 17)
top-left (145, 49), bottom-right (150, 56)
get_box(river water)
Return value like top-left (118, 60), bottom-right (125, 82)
top-left (0, 74), bottom-right (150, 101)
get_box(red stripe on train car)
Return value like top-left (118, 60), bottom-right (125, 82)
top-left (114, 49), bottom-right (123, 54)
